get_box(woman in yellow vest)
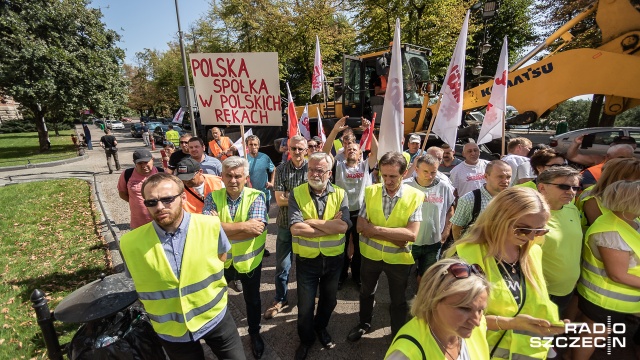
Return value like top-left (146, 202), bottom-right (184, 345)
top-left (580, 158), bottom-right (640, 226)
top-left (385, 258), bottom-right (491, 360)
top-left (575, 180), bottom-right (640, 359)
top-left (448, 187), bottom-right (566, 359)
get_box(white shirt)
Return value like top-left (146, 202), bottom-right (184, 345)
top-left (515, 161), bottom-right (535, 184)
top-left (501, 154), bottom-right (529, 185)
top-left (404, 177), bottom-right (455, 245)
top-left (450, 159), bottom-right (489, 197)
top-left (334, 160), bottom-right (371, 212)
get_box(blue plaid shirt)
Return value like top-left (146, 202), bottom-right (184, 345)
top-left (202, 188), bottom-right (268, 224)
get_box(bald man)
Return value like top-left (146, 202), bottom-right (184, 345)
top-left (449, 143), bottom-right (489, 197)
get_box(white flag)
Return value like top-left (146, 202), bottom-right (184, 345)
top-left (298, 104), bottom-right (311, 139)
top-left (172, 108), bottom-right (185, 123)
top-left (431, 11), bottom-right (470, 147)
top-left (477, 37), bottom-right (508, 145)
top-left (378, 18), bottom-right (404, 161)
top-left (311, 36), bottom-right (324, 99)
top-left (317, 108), bottom-right (327, 144)
top-left (233, 128), bottom-right (253, 156)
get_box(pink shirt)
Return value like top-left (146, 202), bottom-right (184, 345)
top-left (117, 167), bottom-right (160, 229)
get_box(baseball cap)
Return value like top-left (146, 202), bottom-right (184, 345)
top-left (133, 149), bottom-right (152, 163)
top-left (176, 157), bottom-right (201, 181)
top-left (612, 135), bottom-right (637, 146)
top-left (409, 134), bottom-right (421, 144)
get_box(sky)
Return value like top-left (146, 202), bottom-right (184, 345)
top-left (90, 0), bottom-right (212, 64)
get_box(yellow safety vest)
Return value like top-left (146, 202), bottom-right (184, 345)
top-left (360, 183), bottom-right (425, 265)
top-left (292, 183), bottom-right (346, 258)
top-left (120, 215), bottom-right (227, 339)
top-left (456, 243), bottom-right (559, 360)
top-left (385, 316), bottom-right (490, 359)
top-left (212, 188), bottom-right (266, 273)
top-left (165, 129), bottom-right (180, 146)
top-left (578, 211), bottom-right (640, 313)
top-left (515, 180), bottom-right (537, 190)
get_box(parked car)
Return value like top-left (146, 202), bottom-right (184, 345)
top-left (130, 123), bottom-right (143, 138)
top-left (105, 120), bottom-right (125, 130)
top-left (121, 117), bottom-right (132, 122)
top-left (93, 118), bottom-right (105, 127)
top-left (549, 127), bottom-right (640, 159)
top-left (147, 122), bottom-right (162, 132)
top-left (153, 125), bottom-right (185, 145)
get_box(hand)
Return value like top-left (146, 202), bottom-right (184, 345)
top-left (244, 219), bottom-right (265, 236)
top-left (281, 191), bottom-right (289, 200)
top-left (440, 231), bottom-right (449, 244)
top-left (574, 135), bottom-right (584, 145)
top-left (332, 117), bottom-right (349, 134)
top-left (512, 314), bottom-right (566, 336)
top-left (361, 118), bottom-right (371, 130)
top-left (266, 182), bottom-right (274, 189)
top-left (209, 210), bottom-right (219, 217)
top-left (333, 211), bottom-right (343, 220)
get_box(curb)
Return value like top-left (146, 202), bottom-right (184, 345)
top-left (0, 154), bottom-right (88, 172)
top-left (91, 174), bottom-right (125, 273)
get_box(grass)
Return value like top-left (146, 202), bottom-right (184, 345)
top-left (0, 131), bottom-right (78, 168)
top-left (0, 179), bottom-right (111, 359)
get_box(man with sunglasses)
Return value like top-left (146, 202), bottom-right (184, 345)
top-left (119, 173), bottom-right (244, 360)
top-left (348, 151), bottom-right (425, 342)
top-left (264, 135), bottom-right (308, 320)
top-left (175, 157), bottom-right (223, 215)
top-left (117, 149), bottom-right (163, 229)
top-left (189, 137), bottom-right (222, 176)
top-left (289, 152), bottom-right (351, 359)
top-left (203, 156), bottom-right (268, 359)
top-left (167, 133), bottom-right (193, 175)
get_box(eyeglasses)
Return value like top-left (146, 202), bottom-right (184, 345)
top-left (442, 263), bottom-right (485, 279)
top-left (544, 183), bottom-right (581, 192)
top-left (309, 169), bottom-right (330, 176)
top-left (290, 147), bottom-right (307, 152)
top-left (308, 144), bottom-right (319, 148)
top-left (179, 141), bottom-right (190, 145)
top-left (143, 193), bottom-right (182, 208)
top-left (513, 228), bottom-right (550, 237)
top-left (544, 163), bottom-right (565, 168)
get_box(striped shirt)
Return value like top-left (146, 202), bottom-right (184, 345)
top-left (450, 185), bottom-right (493, 227)
top-left (275, 160), bottom-right (308, 228)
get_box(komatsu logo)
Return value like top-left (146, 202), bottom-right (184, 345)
top-left (480, 63), bottom-right (554, 97)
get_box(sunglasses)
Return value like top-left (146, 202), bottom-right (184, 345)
top-left (544, 183), bottom-right (581, 192)
top-left (179, 141), bottom-right (190, 145)
top-left (143, 193), bottom-right (182, 208)
top-left (442, 263), bottom-right (485, 279)
top-left (513, 228), bottom-right (550, 237)
top-left (290, 147), bottom-right (307, 152)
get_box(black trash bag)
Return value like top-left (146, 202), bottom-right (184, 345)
top-left (68, 305), bottom-right (166, 360)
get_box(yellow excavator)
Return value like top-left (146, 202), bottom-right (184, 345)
top-left (297, 0), bottom-right (640, 148)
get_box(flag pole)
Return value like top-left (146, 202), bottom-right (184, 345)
top-left (420, 97), bottom-right (441, 152)
top-left (501, 113), bottom-right (506, 157)
top-left (240, 125), bottom-right (247, 160)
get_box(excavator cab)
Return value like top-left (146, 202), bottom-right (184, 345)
top-left (341, 44), bottom-right (432, 124)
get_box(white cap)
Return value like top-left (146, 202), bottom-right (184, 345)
top-left (409, 134), bottom-right (421, 144)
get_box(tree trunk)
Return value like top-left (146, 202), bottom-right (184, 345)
top-left (586, 94), bottom-right (603, 128)
top-left (33, 109), bottom-right (51, 152)
top-left (53, 120), bottom-right (60, 136)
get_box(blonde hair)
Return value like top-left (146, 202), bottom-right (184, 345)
top-left (447, 187), bottom-right (550, 291)
top-left (590, 158), bottom-right (640, 198)
top-left (601, 180), bottom-right (640, 214)
top-left (411, 258), bottom-right (490, 323)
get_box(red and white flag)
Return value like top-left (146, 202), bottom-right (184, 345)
top-left (360, 113), bottom-right (376, 151)
top-left (431, 11), bottom-right (470, 148)
top-left (311, 36), bottom-right (324, 99)
top-left (172, 108), bottom-right (185, 123)
top-left (298, 104), bottom-right (311, 139)
top-left (377, 19), bottom-right (404, 160)
top-left (317, 108), bottom-right (327, 144)
top-left (286, 82), bottom-right (299, 142)
top-left (477, 36), bottom-right (508, 145)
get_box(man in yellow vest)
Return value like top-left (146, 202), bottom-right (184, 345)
top-left (289, 152), bottom-right (351, 359)
top-left (119, 173), bottom-right (245, 360)
top-left (165, 124), bottom-right (180, 147)
top-left (175, 157), bottom-right (223, 214)
top-left (347, 151), bottom-right (425, 341)
top-left (202, 156), bottom-right (268, 359)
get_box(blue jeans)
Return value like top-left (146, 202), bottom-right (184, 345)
top-left (274, 226), bottom-right (293, 302)
top-left (296, 253), bottom-right (344, 345)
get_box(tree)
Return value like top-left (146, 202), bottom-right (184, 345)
top-left (0, 0), bottom-right (128, 151)
top-left (535, 0), bottom-right (599, 53)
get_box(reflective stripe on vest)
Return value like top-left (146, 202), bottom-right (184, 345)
top-left (578, 211), bottom-right (640, 313)
top-left (212, 188), bottom-right (266, 273)
top-left (384, 316), bottom-right (489, 359)
top-left (119, 215), bottom-right (227, 339)
top-left (292, 183), bottom-right (346, 258)
top-left (360, 184), bottom-right (424, 265)
top-left (456, 243), bottom-right (559, 360)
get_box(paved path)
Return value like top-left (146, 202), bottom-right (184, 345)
top-left (0, 123), bottom-right (411, 360)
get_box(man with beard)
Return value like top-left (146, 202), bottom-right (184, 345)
top-left (168, 134), bottom-right (193, 174)
top-left (119, 173), bottom-right (245, 360)
top-left (451, 160), bottom-right (512, 240)
top-left (450, 142), bottom-right (489, 197)
top-left (289, 152), bottom-right (351, 359)
top-left (175, 157), bottom-right (223, 214)
top-left (118, 149), bottom-right (163, 229)
top-left (329, 119), bottom-right (377, 289)
top-left (348, 152), bottom-right (425, 341)
top-left (203, 157), bottom-right (268, 359)
top-left (189, 137), bottom-right (222, 176)
top-left (438, 143), bottom-right (462, 177)
top-left (264, 135), bottom-right (309, 320)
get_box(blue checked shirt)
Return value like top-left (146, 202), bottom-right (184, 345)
top-left (202, 189), bottom-right (268, 225)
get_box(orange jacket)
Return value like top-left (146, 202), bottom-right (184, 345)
top-left (183, 174), bottom-right (224, 214)
top-left (208, 137), bottom-right (233, 160)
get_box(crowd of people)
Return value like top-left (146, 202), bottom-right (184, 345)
top-left (113, 119), bottom-right (640, 360)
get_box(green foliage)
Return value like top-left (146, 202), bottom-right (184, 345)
top-left (535, 0), bottom-right (599, 53)
top-left (542, 99), bottom-right (592, 130)
top-left (615, 106), bottom-right (640, 127)
top-left (0, 119), bottom-right (37, 133)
